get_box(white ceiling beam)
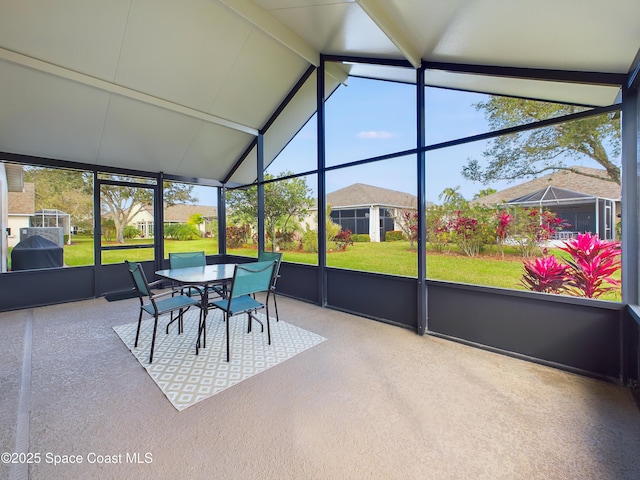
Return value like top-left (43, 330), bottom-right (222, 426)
top-left (356, 0), bottom-right (422, 69)
top-left (218, 0), bottom-right (320, 67)
top-left (0, 48), bottom-right (258, 136)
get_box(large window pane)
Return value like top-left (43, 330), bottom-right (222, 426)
top-left (99, 182), bottom-right (155, 265)
top-left (266, 115), bottom-right (317, 177)
top-left (325, 72), bottom-right (416, 167)
top-left (425, 108), bottom-right (621, 301)
top-left (325, 156), bottom-right (417, 276)
top-left (163, 181), bottom-right (218, 258)
top-left (226, 173), bottom-right (318, 265)
top-left (4, 162), bottom-right (94, 271)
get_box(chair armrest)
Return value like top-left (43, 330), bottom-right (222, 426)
top-left (151, 284), bottom-right (204, 300)
top-left (147, 279), bottom-right (166, 289)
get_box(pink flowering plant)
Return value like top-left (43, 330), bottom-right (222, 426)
top-left (510, 207), bottom-right (566, 257)
top-left (521, 232), bottom-right (621, 299)
top-left (521, 255), bottom-right (570, 294)
top-left (558, 233), bottom-right (621, 298)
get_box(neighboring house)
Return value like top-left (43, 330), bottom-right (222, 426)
top-left (129, 204), bottom-right (218, 237)
top-left (309, 183), bottom-right (418, 242)
top-left (7, 182), bottom-right (35, 248)
top-left (473, 167), bottom-right (621, 240)
top-left (1, 163), bottom-right (26, 271)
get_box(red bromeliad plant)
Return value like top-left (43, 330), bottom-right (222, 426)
top-left (521, 255), bottom-right (570, 294)
top-left (520, 232), bottom-right (621, 298)
top-left (558, 233), bottom-right (621, 298)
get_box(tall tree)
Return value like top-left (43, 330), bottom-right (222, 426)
top-left (100, 179), bottom-right (195, 243)
top-left (226, 172), bottom-right (314, 252)
top-left (462, 98), bottom-right (621, 185)
top-left (24, 166), bottom-right (93, 231)
top-left (438, 186), bottom-right (466, 207)
top-left (473, 187), bottom-right (497, 200)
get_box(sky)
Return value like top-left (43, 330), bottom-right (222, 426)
top-left (195, 76), bottom-right (605, 206)
top-left (266, 76), bottom-right (514, 203)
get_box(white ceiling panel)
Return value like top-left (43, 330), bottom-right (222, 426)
top-left (257, 0), bottom-right (401, 57)
top-left (423, 70), bottom-right (622, 108)
top-left (394, 0), bottom-right (640, 73)
top-left (0, 61), bottom-right (109, 163)
top-left (180, 122), bottom-right (254, 182)
top-left (115, 0), bottom-right (252, 113)
top-left (97, 95), bottom-right (203, 174)
top-left (210, 27), bottom-right (309, 128)
top-left (0, 0), bottom-right (130, 81)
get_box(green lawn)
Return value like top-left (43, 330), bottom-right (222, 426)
top-left (9, 236), bottom-right (621, 301)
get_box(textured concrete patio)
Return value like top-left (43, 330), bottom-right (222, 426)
top-left (2, 295), bottom-right (639, 480)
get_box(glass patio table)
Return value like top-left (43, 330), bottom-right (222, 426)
top-left (155, 263), bottom-right (237, 353)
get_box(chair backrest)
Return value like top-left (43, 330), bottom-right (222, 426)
top-left (257, 251), bottom-right (282, 285)
top-left (229, 260), bottom-right (276, 299)
top-left (125, 260), bottom-right (151, 297)
top-left (169, 251), bottom-right (206, 269)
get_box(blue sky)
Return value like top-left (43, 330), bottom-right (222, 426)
top-left (196, 76), bottom-right (605, 206)
top-left (266, 76), bottom-right (507, 203)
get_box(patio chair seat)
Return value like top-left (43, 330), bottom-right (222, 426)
top-left (202, 260), bottom-right (276, 362)
top-left (142, 295), bottom-right (199, 316)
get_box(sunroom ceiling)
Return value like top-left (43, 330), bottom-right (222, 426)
top-left (0, 0), bottom-right (638, 186)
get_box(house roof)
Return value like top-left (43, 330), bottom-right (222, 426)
top-left (325, 183), bottom-right (417, 209)
top-left (1, 2), bottom-right (638, 187)
top-left (8, 182), bottom-right (35, 215)
top-left (163, 204), bottom-right (217, 223)
top-left (473, 167), bottom-right (621, 206)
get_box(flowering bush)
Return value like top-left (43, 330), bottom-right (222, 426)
top-left (521, 255), bottom-right (570, 294)
top-left (333, 229), bottom-right (354, 251)
top-left (558, 233), bottom-right (621, 298)
top-left (449, 208), bottom-right (496, 257)
top-left (511, 207), bottom-right (565, 257)
top-left (521, 232), bottom-right (621, 299)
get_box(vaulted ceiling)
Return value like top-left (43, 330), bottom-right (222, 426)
top-left (1, 0), bottom-right (639, 186)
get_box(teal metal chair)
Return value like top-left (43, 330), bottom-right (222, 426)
top-left (257, 251), bottom-right (283, 322)
top-left (168, 251), bottom-right (225, 333)
top-left (169, 251), bottom-right (226, 298)
top-left (125, 260), bottom-right (202, 363)
top-left (203, 260), bottom-right (276, 362)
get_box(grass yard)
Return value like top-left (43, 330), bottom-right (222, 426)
top-left (8, 236), bottom-right (621, 301)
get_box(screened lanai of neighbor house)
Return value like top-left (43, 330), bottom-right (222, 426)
top-left (1, 3), bottom-right (640, 476)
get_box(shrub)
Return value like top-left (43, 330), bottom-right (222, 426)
top-left (302, 228), bottom-right (318, 253)
top-left (225, 225), bottom-right (246, 248)
top-left (165, 223), bottom-right (201, 241)
top-left (510, 207), bottom-right (565, 257)
top-left (385, 230), bottom-right (404, 241)
top-left (449, 207), bottom-right (495, 257)
top-left (520, 232), bottom-right (621, 299)
top-left (351, 234), bottom-right (370, 242)
top-left (559, 233), bottom-right (621, 298)
top-left (521, 255), bottom-right (570, 294)
top-left (124, 225), bottom-right (142, 239)
top-left (333, 229), bottom-right (354, 251)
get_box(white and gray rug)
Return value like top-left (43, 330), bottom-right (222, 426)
top-left (113, 309), bottom-right (326, 411)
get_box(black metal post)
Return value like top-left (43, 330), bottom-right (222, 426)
top-left (416, 66), bottom-right (427, 335)
top-left (257, 132), bottom-right (265, 253)
top-left (317, 56), bottom-right (327, 306)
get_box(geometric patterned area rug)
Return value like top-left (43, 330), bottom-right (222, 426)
top-left (113, 309), bottom-right (326, 411)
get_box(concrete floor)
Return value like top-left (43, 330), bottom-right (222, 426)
top-left (1, 295), bottom-right (640, 480)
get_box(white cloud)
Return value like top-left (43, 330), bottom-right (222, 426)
top-left (356, 130), bottom-right (398, 139)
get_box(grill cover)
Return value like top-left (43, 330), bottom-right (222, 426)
top-left (11, 235), bottom-right (64, 271)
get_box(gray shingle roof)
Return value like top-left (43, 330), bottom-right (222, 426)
top-left (473, 167), bottom-right (620, 206)
top-left (8, 182), bottom-right (35, 215)
top-left (325, 183), bottom-right (417, 209)
top-left (163, 204), bottom-right (217, 223)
